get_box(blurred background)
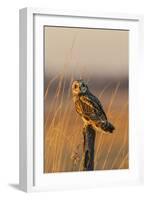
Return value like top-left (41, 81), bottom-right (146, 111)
top-left (44, 26), bottom-right (129, 173)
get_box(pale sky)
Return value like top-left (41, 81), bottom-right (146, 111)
top-left (44, 26), bottom-right (128, 80)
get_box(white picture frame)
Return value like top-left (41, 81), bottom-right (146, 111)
top-left (19, 7), bottom-right (144, 192)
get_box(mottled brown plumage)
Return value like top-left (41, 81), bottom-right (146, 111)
top-left (72, 80), bottom-right (115, 133)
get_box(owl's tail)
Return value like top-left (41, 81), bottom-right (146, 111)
top-left (101, 121), bottom-right (115, 133)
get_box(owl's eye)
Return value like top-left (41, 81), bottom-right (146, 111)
top-left (74, 84), bottom-right (78, 89)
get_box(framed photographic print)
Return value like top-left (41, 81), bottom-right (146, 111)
top-left (19, 8), bottom-right (144, 192)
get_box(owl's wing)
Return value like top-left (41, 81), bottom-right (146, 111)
top-left (80, 94), bottom-right (107, 122)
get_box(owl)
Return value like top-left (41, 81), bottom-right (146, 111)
top-left (72, 80), bottom-right (115, 133)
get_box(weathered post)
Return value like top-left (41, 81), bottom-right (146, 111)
top-left (83, 125), bottom-right (96, 171)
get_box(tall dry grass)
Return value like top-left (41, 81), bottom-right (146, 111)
top-left (44, 73), bottom-right (128, 173)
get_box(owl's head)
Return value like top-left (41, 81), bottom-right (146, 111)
top-left (72, 80), bottom-right (88, 95)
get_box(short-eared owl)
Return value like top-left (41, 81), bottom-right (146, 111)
top-left (72, 80), bottom-right (115, 133)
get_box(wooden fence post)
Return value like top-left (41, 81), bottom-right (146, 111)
top-left (83, 125), bottom-right (96, 171)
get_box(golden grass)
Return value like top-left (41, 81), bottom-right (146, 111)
top-left (44, 75), bottom-right (129, 173)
